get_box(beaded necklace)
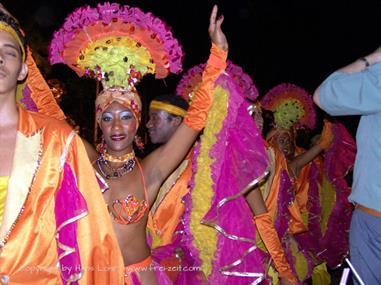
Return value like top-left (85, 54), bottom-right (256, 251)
top-left (96, 150), bottom-right (136, 179)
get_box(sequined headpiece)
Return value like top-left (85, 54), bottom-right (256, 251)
top-left (49, 2), bottom-right (184, 124)
top-left (260, 83), bottom-right (315, 130)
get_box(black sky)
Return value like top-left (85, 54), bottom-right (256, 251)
top-left (4, 0), bottom-right (381, 138)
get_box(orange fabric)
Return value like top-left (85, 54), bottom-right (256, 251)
top-left (158, 256), bottom-right (181, 282)
top-left (109, 160), bottom-right (148, 225)
top-left (265, 147), bottom-right (308, 235)
top-left (124, 256), bottom-right (152, 285)
top-left (95, 88), bottom-right (142, 124)
top-left (318, 120), bottom-right (334, 150)
top-left (0, 108), bottom-right (124, 284)
top-left (148, 151), bottom-right (193, 247)
top-left (265, 148), bottom-right (283, 221)
top-left (289, 158), bottom-right (310, 234)
top-left (254, 213), bottom-right (298, 285)
top-left (25, 47), bottom-right (65, 120)
top-left (184, 43), bottom-right (227, 131)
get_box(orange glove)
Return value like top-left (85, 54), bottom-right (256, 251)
top-left (317, 120), bottom-right (334, 150)
top-left (254, 212), bottom-right (298, 285)
top-left (184, 43), bottom-right (227, 131)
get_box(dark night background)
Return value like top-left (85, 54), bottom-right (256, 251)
top-left (3, 1), bottom-right (374, 282)
top-left (4, 0), bottom-right (381, 144)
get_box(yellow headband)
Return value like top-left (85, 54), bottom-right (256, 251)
top-left (0, 22), bottom-right (25, 61)
top-left (150, 100), bottom-right (187, 117)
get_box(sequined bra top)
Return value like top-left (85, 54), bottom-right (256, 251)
top-left (95, 160), bottom-right (149, 225)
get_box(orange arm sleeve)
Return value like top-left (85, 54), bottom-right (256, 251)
top-left (254, 212), bottom-right (298, 285)
top-left (318, 120), bottom-right (334, 150)
top-left (184, 43), bottom-right (227, 130)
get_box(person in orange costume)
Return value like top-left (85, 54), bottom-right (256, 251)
top-left (145, 93), bottom-right (197, 282)
top-left (259, 83), bottom-right (354, 284)
top-left (0, 6), bottom-right (124, 285)
top-left (146, 94), bottom-right (191, 248)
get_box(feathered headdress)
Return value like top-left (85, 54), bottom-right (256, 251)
top-left (260, 83), bottom-right (316, 130)
top-left (176, 60), bottom-right (259, 102)
top-left (49, 2), bottom-right (184, 123)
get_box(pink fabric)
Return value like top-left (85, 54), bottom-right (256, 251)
top-left (205, 75), bottom-right (268, 284)
top-left (20, 85), bottom-right (38, 112)
top-left (318, 122), bottom-right (355, 267)
top-left (55, 163), bottom-right (88, 284)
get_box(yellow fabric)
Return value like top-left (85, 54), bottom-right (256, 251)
top-left (254, 213), bottom-right (298, 285)
top-left (0, 176), bottom-right (9, 226)
top-left (312, 263), bottom-right (331, 285)
top-left (267, 265), bottom-right (280, 285)
top-left (150, 100), bottom-right (187, 117)
top-left (319, 174), bottom-right (336, 235)
top-left (191, 86), bottom-right (228, 277)
top-left (184, 43), bottom-right (227, 131)
top-left (0, 108), bottom-right (124, 284)
top-left (290, 237), bottom-right (309, 282)
top-left (0, 22), bottom-right (25, 61)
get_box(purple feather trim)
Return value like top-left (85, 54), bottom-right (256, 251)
top-left (20, 85), bottom-right (38, 112)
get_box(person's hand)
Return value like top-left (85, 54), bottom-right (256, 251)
top-left (208, 5), bottom-right (228, 52)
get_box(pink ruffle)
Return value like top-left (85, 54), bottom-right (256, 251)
top-left (207, 75), bottom-right (268, 284)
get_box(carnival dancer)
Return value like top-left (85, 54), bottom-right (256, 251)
top-left (260, 83), bottom-right (355, 284)
top-left (49, 3), bottom-right (228, 284)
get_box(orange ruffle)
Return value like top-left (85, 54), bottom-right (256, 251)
top-left (26, 47), bottom-right (65, 120)
top-left (184, 43), bottom-right (227, 131)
